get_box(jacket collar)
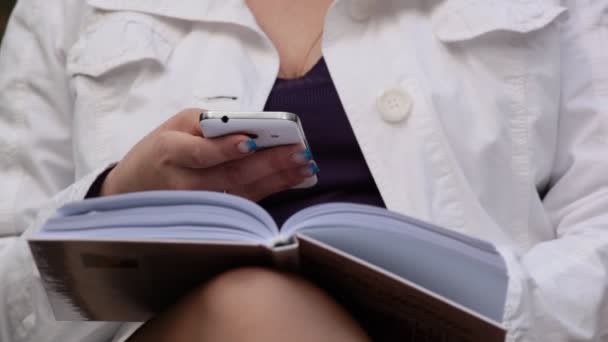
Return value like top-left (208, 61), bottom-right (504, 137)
top-left (87, 0), bottom-right (262, 33)
top-left (431, 0), bottom-right (565, 42)
top-left (86, 0), bottom-right (566, 43)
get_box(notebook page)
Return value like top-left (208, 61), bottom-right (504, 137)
top-left (35, 191), bottom-right (279, 242)
top-left (283, 203), bottom-right (503, 266)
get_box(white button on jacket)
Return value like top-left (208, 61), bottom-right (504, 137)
top-left (377, 87), bottom-right (413, 123)
top-left (1, 0), bottom-right (607, 341)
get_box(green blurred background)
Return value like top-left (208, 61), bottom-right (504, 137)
top-left (1, 0), bottom-right (17, 40)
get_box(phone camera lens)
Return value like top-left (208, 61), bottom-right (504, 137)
top-left (221, 116), bottom-right (229, 123)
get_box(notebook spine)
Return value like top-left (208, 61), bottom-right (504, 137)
top-left (271, 238), bottom-right (300, 272)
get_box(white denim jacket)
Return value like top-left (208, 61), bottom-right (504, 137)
top-left (0, 0), bottom-right (607, 341)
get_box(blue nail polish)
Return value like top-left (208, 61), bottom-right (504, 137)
top-left (309, 163), bottom-right (320, 174)
top-left (246, 139), bottom-right (257, 152)
top-left (302, 148), bottom-right (313, 161)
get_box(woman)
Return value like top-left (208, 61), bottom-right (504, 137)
top-left (1, 0), bottom-right (607, 341)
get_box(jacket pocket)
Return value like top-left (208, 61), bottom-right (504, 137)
top-left (66, 9), bottom-right (187, 169)
top-left (431, 0), bottom-right (566, 42)
top-left (68, 11), bottom-right (182, 77)
top-left (67, 11), bottom-right (184, 112)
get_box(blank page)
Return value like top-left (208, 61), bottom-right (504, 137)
top-left (36, 191), bottom-right (278, 242)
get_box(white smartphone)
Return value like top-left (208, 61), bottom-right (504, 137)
top-left (199, 110), bottom-right (317, 188)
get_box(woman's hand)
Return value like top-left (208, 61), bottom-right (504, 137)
top-left (100, 109), bottom-right (317, 201)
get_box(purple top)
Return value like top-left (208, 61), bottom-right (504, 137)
top-left (259, 58), bottom-right (385, 226)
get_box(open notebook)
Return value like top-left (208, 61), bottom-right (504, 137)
top-left (28, 191), bottom-right (508, 341)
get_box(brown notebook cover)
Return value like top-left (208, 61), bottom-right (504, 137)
top-left (29, 234), bottom-right (505, 342)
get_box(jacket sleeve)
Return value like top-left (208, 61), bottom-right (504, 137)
top-left (0, 0), bottom-right (120, 341)
top-left (499, 1), bottom-right (608, 341)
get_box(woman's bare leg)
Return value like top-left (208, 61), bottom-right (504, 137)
top-left (127, 267), bottom-right (370, 342)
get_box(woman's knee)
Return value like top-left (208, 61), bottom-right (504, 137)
top-left (129, 267), bottom-right (370, 342)
top-left (195, 267), bottom-right (368, 340)
top-left (198, 266), bottom-right (325, 315)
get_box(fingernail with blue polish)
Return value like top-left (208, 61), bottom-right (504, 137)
top-left (291, 148), bottom-right (313, 165)
top-left (301, 162), bottom-right (320, 176)
top-left (238, 139), bottom-right (257, 153)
